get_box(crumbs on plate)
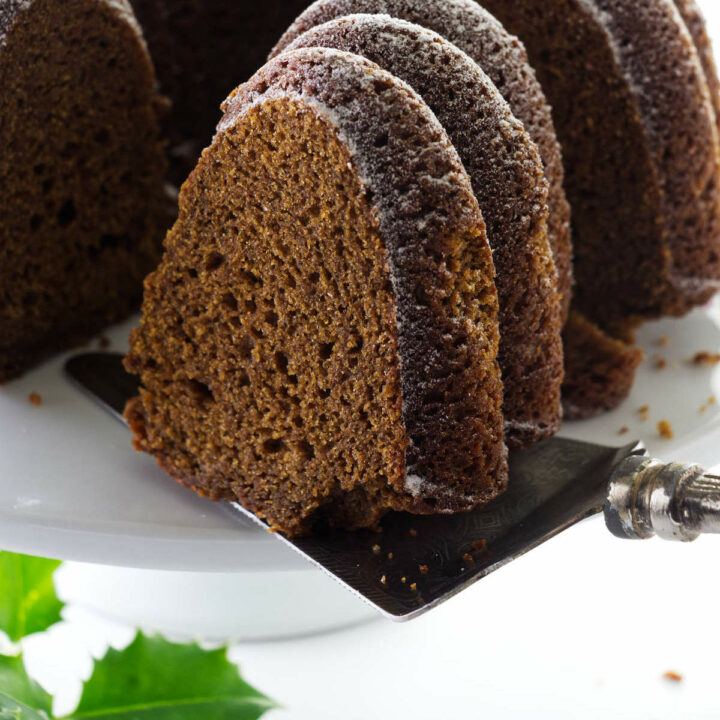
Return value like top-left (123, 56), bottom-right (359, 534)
top-left (691, 351), bottom-right (720, 366)
top-left (663, 671), bottom-right (683, 683)
top-left (657, 420), bottom-right (674, 440)
top-left (28, 392), bottom-right (42, 407)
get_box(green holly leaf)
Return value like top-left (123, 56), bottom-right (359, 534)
top-left (0, 654), bottom-right (53, 720)
top-left (0, 552), bottom-right (64, 642)
top-left (70, 634), bottom-right (277, 719)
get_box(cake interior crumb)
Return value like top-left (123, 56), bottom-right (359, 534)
top-left (663, 671), bottom-right (684, 683)
top-left (28, 392), bottom-right (42, 407)
top-left (658, 420), bottom-right (674, 440)
top-left (691, 351), bottom-right (720, 366)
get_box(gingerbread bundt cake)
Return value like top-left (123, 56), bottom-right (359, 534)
top-left (0, 0), bottom-right (168, 382)
top-left (482, 0), bottom-right (720, 333)
top-left (272, 0), bottom-right (573, 323)
top-left (124, 48), bottom-right (507, 536)
top-left (281, 14), bottom-right (564, 448)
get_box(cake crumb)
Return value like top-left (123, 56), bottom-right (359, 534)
top-left (710, 396), bottom-right (717, 405)
top-left (387, 552), bottom-right (394, 560)
top-left (691, 351), bottom-right (720, 366)
top-left (372, 544), bottom-right (381, 555)
top-left (663, 671), bottom-right (683, 683)
top-left (472, 539), bottom-right (488, 553)
top-left (700, 405), bottom-right (708, 414)
top-left (419, 564), bottom-right (429, 574)
top-left (409, 528), bottom-right (418, 537)
top-left (618, 426), bottom-right (629, 435)
top-left (410, 582), bottom-right (417, 592)
top-left (380, 575), bottom-right (387, 585)
top-left (462, 552), bottom-right (475, 566)
top-left (658, 420), bottom-right (674, 440)
top-left (654, 355), bottom-right (667, 370)
top-left (638, 405), bottom-right (650, 421)
top-left (98, 335), bottom-right (111, 349)
top-left (401, 576), bottom-right (407, 584)
top-left (656, 335), bottom-right (670, 347)
top-left (28, 392), bottom-right (42, 407)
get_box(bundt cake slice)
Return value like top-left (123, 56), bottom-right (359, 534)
top-left (273, 0), bottom-right (573, 324)
top-left (0, 0), bottom-right (168, 382)
top-left (281, 14), bottom-right (564, 449)
top-left (482, 0), bottom-right (720, 331)
top-left (124, 48), bottom-right (507, 536)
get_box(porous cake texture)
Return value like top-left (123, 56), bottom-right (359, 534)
top-left (0, 0), bottom-right (168, 381)
top-left (282, 13), bottom-right (564, 448)
top-left (124, 48), bottom-right (508, 536)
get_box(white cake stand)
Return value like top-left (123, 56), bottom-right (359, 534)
top-left (3, 302), bottom-right (720, 640)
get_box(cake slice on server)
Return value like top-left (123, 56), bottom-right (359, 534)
top-left (124, 48), bottom-right (508, 536)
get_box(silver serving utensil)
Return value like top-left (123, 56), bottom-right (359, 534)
top-left (65, 352), bottom-right (720, 620)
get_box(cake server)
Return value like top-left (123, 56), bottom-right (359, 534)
top-left (65, 352), bottom-right (720, 621)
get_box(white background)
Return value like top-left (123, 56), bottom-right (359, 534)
top-left (10, 2), bottom-right (720, 718)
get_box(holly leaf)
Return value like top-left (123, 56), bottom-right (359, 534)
top-left (70, 634), bottom-right (277, 719)
top-left (0, 654), bottom-right (53, 720)
top-left (0, 552), bottom-right (64, 642)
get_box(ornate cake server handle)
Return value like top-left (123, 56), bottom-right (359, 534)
top-left (605, 456), bottom-right (720, 541)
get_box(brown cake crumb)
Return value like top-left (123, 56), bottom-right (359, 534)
top-left (462, 552), bottom-right (475, 566)
top-left (409, 529), bottom-right (418, 538)
top-left (710, 396), bottom-right (717, 405)
top-left (401, 577), bottom-right (407, 584)
top-left (638, 405), bottom-right (650, 421)
top-left (656, 336), bottom-right (670, 347)
top-left (419, 564), bottom-right (429, 574)
top-left (658, 420), bottom-right (674, 440)
top-left (380, 575), bottom-right (387, 585)
top-left (387, 552), bottom-right (394, 560)
top-left (691, 351), bottom-right (720, 366)
top-left (372, 544), bottom-right (381, 555)
top-left (655, 356), bottom-right (667, 370)
top-left (700, 405), bottom-right (708, 414)
top-left (473, 540), bottom-right (488, 553)
top-left (28, 392), bottom-right (42, 407)
top-left (618, 426), bottom-right (630, 435)
top-left (663, 671), bottom-right (684, 683)
top-left (410, 582), bottom-right (417, 592)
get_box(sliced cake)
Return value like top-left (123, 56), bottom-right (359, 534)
top-left (0, 0), bottom-right (168, 381)
top-left (124, 47), bottom-right (507, 536)
top-left (272, 0), bottom-right (573, 323)
top-left (482, 0), bottom-right (720, 332)
top-left (281, 13), bottom-right (563, 448)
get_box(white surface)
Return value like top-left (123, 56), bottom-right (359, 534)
top-left (5, 1), bottom-right (720, 717)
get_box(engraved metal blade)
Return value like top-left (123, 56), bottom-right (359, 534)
top-left (65, 352), bottom-right (645, 620)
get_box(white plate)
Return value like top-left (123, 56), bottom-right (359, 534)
top-left (3, 302), bottom-right (720, 573)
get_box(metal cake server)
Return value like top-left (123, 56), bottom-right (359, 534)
top-left (65, 352), bottom-right (720, 621)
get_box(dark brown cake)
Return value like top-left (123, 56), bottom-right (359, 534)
top-left (481, 0), bottom-right (720, 332)
top-left (129, 0), bottom-right (314, 182)
top-left (272, 0), bottom-right (573, 323)
top-left (124, 47), bottom-right (508, 536)
top-left (0, 0), bottom-right (168, 382)
top-left (675, 0), bottom-right (720, 126)
top-left (562, 312), bottom-right (643, 419)
top-left (282, 14), bottom-right (564, 448)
